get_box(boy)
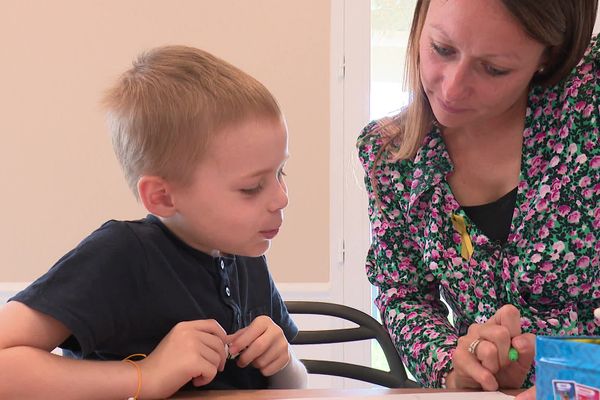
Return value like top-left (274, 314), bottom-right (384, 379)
top-left (0, 45), bottom-right (307, 399)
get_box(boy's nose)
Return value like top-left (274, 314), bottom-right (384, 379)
top-left (270, 182), bottom-right (288, 212)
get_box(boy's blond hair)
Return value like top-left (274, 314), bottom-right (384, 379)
top-left (103, 45), bottom-right (282, 198)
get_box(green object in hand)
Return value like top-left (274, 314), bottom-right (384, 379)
top-left (508, 347), bottom-right (519, 362)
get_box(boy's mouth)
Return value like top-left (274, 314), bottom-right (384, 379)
top-left (259, 228), bottom-right (279, 239)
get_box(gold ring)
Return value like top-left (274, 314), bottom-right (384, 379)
top-left (468, 338), bottom-right (481, 355)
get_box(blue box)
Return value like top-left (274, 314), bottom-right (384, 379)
top-left (536, 336), bottom-right (600, 400)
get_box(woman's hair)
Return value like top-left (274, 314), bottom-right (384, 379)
top-left (102, 45), bottom-right (282, 198)
top-left (373, 0), bottom-right (599, 162)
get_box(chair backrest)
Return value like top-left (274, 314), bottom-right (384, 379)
top-left (285, 300), bottom-right (418, 388)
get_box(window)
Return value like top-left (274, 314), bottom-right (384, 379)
top-left (369, 0), bottom-right (417, 373)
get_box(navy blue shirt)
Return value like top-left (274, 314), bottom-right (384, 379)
top-left (11, 215), bottom-right (297, 390)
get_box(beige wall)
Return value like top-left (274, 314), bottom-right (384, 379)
top-left (0, 1), bottom-right (330, 283)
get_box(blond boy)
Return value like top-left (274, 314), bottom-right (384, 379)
top-left (0, 45), bottom-right (306, 399)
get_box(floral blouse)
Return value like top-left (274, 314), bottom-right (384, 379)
top-left (358, 37), bottom-right (600, 388)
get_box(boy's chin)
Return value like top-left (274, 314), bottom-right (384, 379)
top-left (237, 242), bottom-right (271, 258)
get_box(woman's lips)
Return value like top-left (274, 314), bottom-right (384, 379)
top-left (438, 98), bottom-right (469, 114)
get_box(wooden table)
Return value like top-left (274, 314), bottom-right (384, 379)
top-left (171, 388), bottom-right (523, 399)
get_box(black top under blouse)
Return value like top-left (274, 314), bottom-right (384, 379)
top-left (461, 187), bottom-right (518, 244)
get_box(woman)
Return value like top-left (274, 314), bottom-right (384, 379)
top-left (358, 1), bottom-right (599, 398)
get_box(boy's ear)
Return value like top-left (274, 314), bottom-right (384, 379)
top-left (137, 176), bottom-right (176, 217)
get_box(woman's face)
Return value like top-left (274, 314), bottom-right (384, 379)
top-left (418, 0), bottom-right (547, 130)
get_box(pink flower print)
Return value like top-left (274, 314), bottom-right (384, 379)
top-left (545, 273), bottom-right (558, 282)
top-left (576, 256), bottom-right (590, 268)
top-left (521, 318), bottom-right (532, 329)
top-left (564, 252), bottom-right (575, 262)
top-left (549, 156), bottom-right (560, 167)
top-left (581, 63), bottom-right (593, 74)
top-left (406, 312), bottom-right (418, 320)
top-left (536, 320), bottom-right (548, 329)
top-left (575, 101), bottom-right (586, 112)
top-left (557, 164), bottom-right (568, 175)
top-left (533, 243), bottom-right (546, 252)
top-left (547, 318), bottom-right (559, 327)
top-left (558, 205), bottom-right (571, 217)
top-left (568, 286), bottom-right (580, 296)
top-left (575, 154), bottom-right (588, 164)
top-left (581, 283), bottom-right (592, 293)
top-left (565, 274), bottom-right (578, 285)
top-left (584, 233), bottom-right (595, 245)
top-left (458, 293), bottom-right (468, 304)
top-left (552, 241), bottom-right (565, 253)
top-left (583, 104), bottom-right (594, 117)
top-left (567, 211), bottom-right (581, 224)
top-left (553, 142), bottom-right (565, 153)
top-left (539, 185), bottom-right (551, 198)
top-left (474, 287), bottom-right (484, 299)
top-left (539, 225), bottom-right (550, 239)
top-left (591, 155), bottom-right (600, 169)
top-left (531, 253), bottom-right (542, 263)
top-left (540, 262), bottom-right (553, 272)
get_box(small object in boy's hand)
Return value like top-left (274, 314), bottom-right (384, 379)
top-left (225, 344), bottom-right (239, 360)
top-left (508, 347), bottom-right (519, 362)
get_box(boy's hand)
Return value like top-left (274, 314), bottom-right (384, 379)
top-left (139, 320), bottom-right (227, 398)
top-left (226, 315), bottom-right (291, 376)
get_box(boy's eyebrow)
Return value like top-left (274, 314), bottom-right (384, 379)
top-left (241, 155), bottom-right (289, 179)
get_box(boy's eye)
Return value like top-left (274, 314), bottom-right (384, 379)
top-left (277, 168), bottom-right (287, 179)
top-left (240, 184), bottom-right (263, 195)
top-left (431, 42), bottom-right (454, 57)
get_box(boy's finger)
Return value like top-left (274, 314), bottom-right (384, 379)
top-left (190, 319), bottom-right (228, 340)
top-left (227, 324), bottom-right (267, 356)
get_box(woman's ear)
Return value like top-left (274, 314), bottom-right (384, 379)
top-left (137, 175), bottom-right (176, 217)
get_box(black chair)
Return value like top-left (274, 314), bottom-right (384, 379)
top-left (285, 300), bottom-right (418, 388)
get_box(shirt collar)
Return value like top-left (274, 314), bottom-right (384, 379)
top-left (407, 125), bottom-right (454, 212)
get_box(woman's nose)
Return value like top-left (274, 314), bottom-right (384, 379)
top-left (442, 62), bottom-right (470, 102)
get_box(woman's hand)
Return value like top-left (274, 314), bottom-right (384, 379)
top-left (226, 315), bottom-right (291, 376)
top-left (515, 385), bottom-right (536, 399)
top-left (447, 305), bottom-right (535, 390)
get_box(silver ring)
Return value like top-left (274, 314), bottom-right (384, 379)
top-left (468, 338), bottom-right (481, 355)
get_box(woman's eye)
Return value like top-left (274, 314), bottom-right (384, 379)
top-left (432, 42), bottom-right (454, 57)
top-left (484, 64), bottom-right (509, 77)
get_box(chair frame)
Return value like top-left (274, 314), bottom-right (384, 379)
top-left (285, 300), bottom-right (418, 388)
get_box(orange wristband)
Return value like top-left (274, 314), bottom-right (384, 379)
top-left (123, 354), bottom-right (147, 400)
